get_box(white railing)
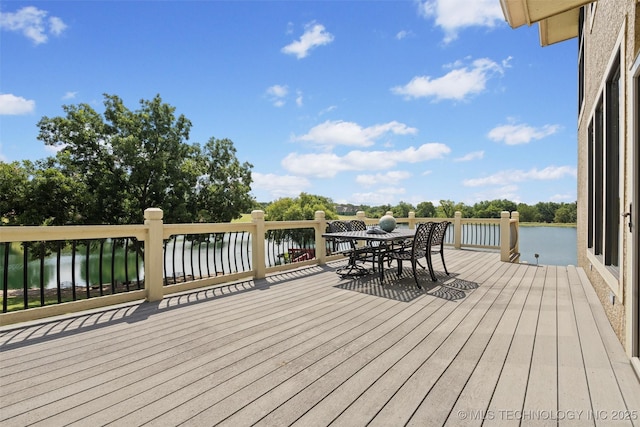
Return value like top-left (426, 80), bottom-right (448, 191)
top-left (0, 209), bottom-right (519, 325)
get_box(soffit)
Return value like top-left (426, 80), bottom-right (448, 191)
top-left (539, 8), bottom-right (581, 46)
top-left (500, 0), bottom-right (592, 46)
top-left (500, 0), bottom-right (592, 28)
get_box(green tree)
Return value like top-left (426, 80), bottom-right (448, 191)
top-left (0, 161), bottom-right (30, 225)
top-left (20, 166), bottom-right (86, 226)
top-left (265, 193), bottom-right (338, 246)
top-left (516, 203), bottom-right (540, 222)
top-left (195, 137), bottom-right (254, 223)
top-left (392, 201), bottom-right (415, 218)
top-left (415, 201), bottom-right (436, 218)
top-left (265, 193), bottom-right (338, 221)
top-left (535, 201), bottom-right (560, 223)
top-left (473, 199), bottom-right (517, 218)
top-left (554, 202), bottom-right (577, 223)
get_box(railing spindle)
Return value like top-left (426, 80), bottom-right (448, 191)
top-left (2, 242), bottom-right (8, 313)
top-left (56, 240), bottom-right (62, 303)
top-left (85, 241), bottom-right (91, 299)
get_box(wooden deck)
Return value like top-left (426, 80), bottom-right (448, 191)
top-left (1, 249), bottom-right (639, 426)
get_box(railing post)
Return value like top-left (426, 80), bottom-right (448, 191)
top-left (408, 211), bottom-right (416, 229)
top-left (511, 211), bottom-right (520, 258)
top-left (500, 211), bottom-right (510, 262)
top-left (315, 211), bottom-right (327, 265)
top-left (454, 211), bottom-right (462, 249)
top-left (144, 208), bottom-right (165, 302)
top-left (252, 210), bottom-right (266, 279)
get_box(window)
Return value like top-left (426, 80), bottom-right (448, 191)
top-left (578, 7), bottom-right (585, 111)
top-left (588, 53), bottom-right (621, 270)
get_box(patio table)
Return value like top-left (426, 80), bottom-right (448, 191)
top-left (322, 228), bottom-right (416, 277)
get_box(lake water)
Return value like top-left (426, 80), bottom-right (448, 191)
top-left (517, 226), bottom-right (577, 266)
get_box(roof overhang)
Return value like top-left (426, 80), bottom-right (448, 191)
top-left (500, 0), bottom-right (593, 46)
top-left (539, 8), bottom-right (581, 46)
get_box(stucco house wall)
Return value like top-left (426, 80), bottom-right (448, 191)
top-left (577, 0), bottom-right (638, 346)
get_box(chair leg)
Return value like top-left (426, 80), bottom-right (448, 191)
top-left (426, 253), bottom-right (437, 281)
top-left (411, 259), bottom-right (422, 289)
top-left (440, 250), bottom-right (449, 275)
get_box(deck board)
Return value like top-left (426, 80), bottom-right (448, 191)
top-left (1, 249), bottom-right (639, 427)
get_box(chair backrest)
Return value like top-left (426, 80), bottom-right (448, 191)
top-left (349, 219), bottom-right (367, 231)
top-left (412, 222), bottom-right (435, 254)
top-left (328, 220), bottom-right (351, 233)
top-left (429, 221), bottom-right (450, 248)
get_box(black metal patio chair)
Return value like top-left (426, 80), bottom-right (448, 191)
top-left (326, 220), bottom-right (379, 277)
top-left (379, 221), bottom-right (435, 288)
top-left (427, 220), bottom-right (451, 280)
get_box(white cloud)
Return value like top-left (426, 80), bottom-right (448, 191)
top-left (251, 172), bottom-right (311, 199)
top-left (0, 93), bottom-right (35, 115)
top-left (281, 22), bottom-right (334, 59)
top-left (319, 105), bottom-right (337, 116)
top-left (469, 185), bottom-right (521, 204)
top-left (62, 91), bottom-right (77, 100)
top-left (550, 193), bottom-right (575, 202)
top-left (282, 142), bottom-right (450, 178)
top-left (356, 170), bottom-right (412, 187)
top-left (295, 90), bottom-right (303, 107)
top-left (454, 150), bottom-right (484, 162)
top-left (396, 30), bottom-right (413, 40)
top-left (351, 187), bottom-right (406, 206)
top-left (463, 166), bottom-right (577, 187)
top-left (266, 84), bottom-right (288, 107)
top-left (488, 122), bottom-right (561, 145)
top-left (418, 0), bottom-right (504, 43)
top-left (292, 120), bottom-right (418, 148)
top-left (0, 6), bottom-right (67, 45)
top-left (391, 57), bottom-right (506, 101)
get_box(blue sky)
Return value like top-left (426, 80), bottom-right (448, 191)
top-left (0, 0), bottom-right (578, 206)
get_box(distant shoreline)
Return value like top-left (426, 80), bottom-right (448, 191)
top-left (519, 222), bottom-right (576, 228)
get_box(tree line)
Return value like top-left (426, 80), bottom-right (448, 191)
top-left (260, 195), bottom-right (577, 224)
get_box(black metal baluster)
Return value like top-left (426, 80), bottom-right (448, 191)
top-left (220, 232), bottom-right (231, 275)
top-left (162, 238), bottom-right (167, 285)
top-left (98, 240), bottom-right (105, 296)
top-left (189, 236), bottom-right (195, 281)
top-left (2, 242), bottom-right (9, 313)
top-left (23, 242), bottom-right (29, 309)
top-left (265, 230), bottom-right (272, 267)
top-left (211, 234), bottom-right (218, 276)
top-left (71, 240), bottom-right (77, 301)
top-left (205, 235), bottom-right (211, 277)
top-left (239, 232), bottom-right (247, 271)
top-left (56, 241), bottom-right (62, 303)
top-left (246, 232), bottom-right (252, 270)
top-left (232, 232), bottom-right (239, 273)
top-left (85, 241), bottom-right (91, 298)
top-left (111, 239), bottom-right (117, 294)
top-left (197, 238), bottom-right (202, 280)
top-left (171, 235), bottom-right (177, 285)
top-left (181, 235), bottom-right (187, 283)
top-left (124, 238), bottom-right (130, 292)
top-left (135, 239), bottom-right (141, 289)
top-left (39, 243), bottom-right (45, 306)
